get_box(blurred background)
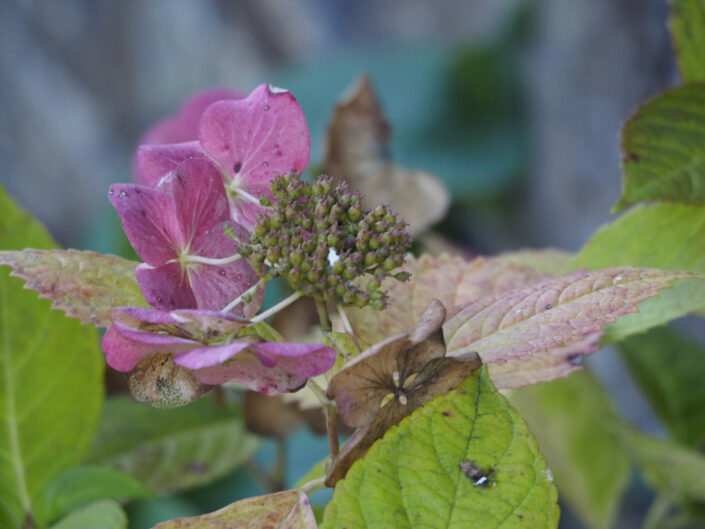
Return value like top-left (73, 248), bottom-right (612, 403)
top-left (0, 0), bottom-right (682, 527)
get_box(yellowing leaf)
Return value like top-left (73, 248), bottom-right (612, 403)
top-left (0, 249), bottom-right (147, 327)
top-left (322, 367), bottom-right (559, 529)
top-left (154, 490), bottom-right (317, 529)
top-left (0, 185), bottom-right (104, 528)
top-left (670, 0), bottom-right (705, 82)
top-left (510, 371), bottom-right (631, 529)
top-left (323, 76), bottom-right (449, 235)
top-left (614, 83), bottom-right (705, 211)
top-left (444, 267), bottom-right (696, 388)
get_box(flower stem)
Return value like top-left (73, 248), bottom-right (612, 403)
top-left (325, 405), bottom-right (340, 459)
top-left (221, 278), bottom-right (264, 314)
top-left (299, 476), bottom-right (326, 495)
top-left (315, 298), bottom-right (332, 332)
top-left (337, 304), bottom-right (362, 353)
top-left (251, 291), bottom-right (303, 323)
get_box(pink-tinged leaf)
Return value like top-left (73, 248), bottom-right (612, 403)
top-left (136, 141), bottom-right (206, 187)
top-left (198, 84), bottom-right (311, 189)
top-left (102, 322), bottom-right (196, 372)
top-left (0, 249), bottom-right (148, 327)
top-left (140, 89), bottom-right (243, 146)
top-left (444, 267), bottom-right (698, 388)
top-left (109, 183), bottom-right (180, 265)
top-left (190, 343), bottom-right (336, 394)
top-left (169, 159), bottom-right (230, 251)
top-left (136, 262), bottom-right (196, 310)
top-left (152, 490), bottom-right (317, 529)
top-left (347, 254), bottom-right (549, 346)
top-left (186, 221), bottom-right (262, 315)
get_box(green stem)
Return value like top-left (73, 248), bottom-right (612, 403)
top-left (643, 494), bottom-right (675, 529)
top-left (299, 476), bottom-right (326, 495)
top-left (315, 298), bottom-right (332, 332)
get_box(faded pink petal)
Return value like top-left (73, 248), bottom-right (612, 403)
top-left (174, 342), bottom-right (252, 369)
top-left (141, 89), bottom-right (243, 145)
top-left (109, 184), bottom-right (180, 265)
top-left (169, 159), bottom-right (231, 250)
top-left (136, 262), bottom-right (196, 310)
top-left (102, 321), bottom-right (195, 371)
top-left (187, 257), bottom-right (260, 314)
top-left (190, 352), bottom-right (310, 394)
top-left (136, 142), bottom-right (206, 187)
top-left (252, 342), bottom-right (337, 378)
top-left (198, 83), bottom-right (310, 193)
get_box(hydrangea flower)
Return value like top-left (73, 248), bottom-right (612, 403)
top-left (136, 84), bottom-right (310, 230)
top-left (110, 158), bottom-right (261, 314)
top-left (103, 306), bottom-right (337, 394)
top-left (138, 88), bottom-right (243, 148)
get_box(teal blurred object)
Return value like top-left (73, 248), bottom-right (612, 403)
top-left (270, 41), bottom-right (526, 200)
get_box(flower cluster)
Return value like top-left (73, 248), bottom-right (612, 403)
top-left (240, 174), bottom-right (411, 309)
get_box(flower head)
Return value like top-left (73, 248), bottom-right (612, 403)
top-left (239, 173), bottom-right (411, 309)
top-left (110, 158), bottom-right (261, 314)
top-left (103, 306), bottom-right (336, 395)
top-left (136, 84), bottom-right (310, 230)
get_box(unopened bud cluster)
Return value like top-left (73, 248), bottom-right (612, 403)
top-left (238, 174), bottom-right (411, 309)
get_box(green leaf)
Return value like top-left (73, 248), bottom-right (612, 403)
top-left (86, 395), bottom-right (258, 494)
top-left (0, 249), bottom-right (147, 327)
top-left (49, 500), bottom-right (127, 529)
top-left (240, 321), bottom-right (285, 342)
top-left (509, 371), bottom-right (631, 529)
top-left (0, 185), bottom-right (104, 528)
top-left (322, 366), bottom-right (559, 529)
top-left (293, 457), bottom-right (328, 489)
top-left (622, 428), bottom-right (705, 503)
top-left (670, 0), bottom-right (705, 82)
top-left (572, 203), bottom-right (705, 341)
top-left (619, 326), bottom-right (705, 448)
top-left (35, 465), bottom-right (151, 526)
top-left (153, 490), bottom-right (317, 529)
top-left (614, 83), bottom-right (705, 211)
top-left (444, 266), bottom-right (695, 388)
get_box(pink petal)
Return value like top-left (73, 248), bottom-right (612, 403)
top-left (136, 262), bottom-right (197, 310)
top-left (140, 89), bottom-right (243, 146)
top-left (109, 184), bottom-right (180, 265)
top-left (170, 159), bottom-right (231, 251)
top-left (136, 141), bottom-right (206, 187)
top-left (110, 306), bottom-right (184, 327)
top-left (185, 219), bottom-right (262, 314)
top-left (173, 342), bottom-right (251, 369)
top-left (252, 343), bottom-right (337, 377)
top-left (190, 351), bottom-right (309, 394)
top-left (198, 84), bottom-right (310, 192)
top-left (102, 322), bottom-right (196, 372)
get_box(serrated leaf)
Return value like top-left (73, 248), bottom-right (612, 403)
top-left (495, 248), bottom-right (574, 275)
top-left (444, 267), bottom-right (694, 388)
top-left (154, 490), bottom-right (317, 529)
top-left (49, 500), bottom-right (127, 529)
top-left (0, 249), bottom-right (147, 327)
top-left (622, 428), bottom-right (705, 503)
top-left (572, 203), bottom-right (705, 340)
top-left (670, 0), bottom-right (705, 82)
top-left (322, 366), bottom-right (559, 529)
top-left (85, 395), bottom-right (258, 494)
top-left (323, 76), bottom-right (449, 236)
top-left (620, 326), bottom-right (705, 448)
top-left (35, 465), bottom-right (151, 526)
top-left (347, 254), bottom-right (548, 347)
top-left (0, 185), bottom-right (104, 528)
top-left (614, 83), bottom-right (705, 211)
top-left (509, 371), bottom-right (631, 529)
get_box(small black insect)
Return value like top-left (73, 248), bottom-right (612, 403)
top-left (459, 460), bottom-right (493, 487)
